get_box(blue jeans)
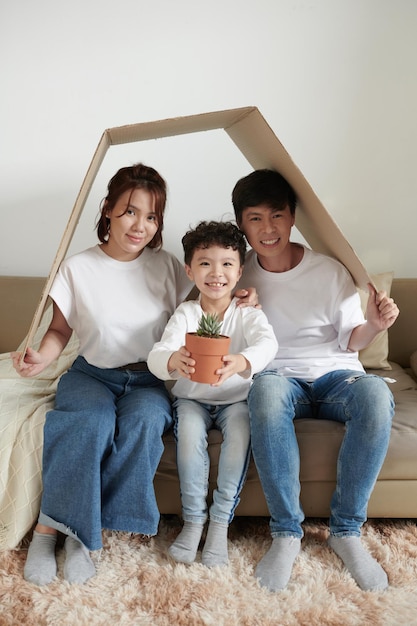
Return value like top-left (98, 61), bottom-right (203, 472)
top-left (248, 370), bottom-right (394, 538)
top-left (38, 356), bottom-right (172, 550)
top-left (173, 398), bottom-right (251, 525)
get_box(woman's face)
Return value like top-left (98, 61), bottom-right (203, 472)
top-left (103, 188), bottom-right (159, 261)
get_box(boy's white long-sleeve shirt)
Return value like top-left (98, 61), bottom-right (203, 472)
top-left (147, 297), bottom-right (278, 404)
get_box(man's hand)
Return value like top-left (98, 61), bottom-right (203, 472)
top-left (348, 284), bottom-right (400, 352)
top-left (366, 284), bottom-right (399, 332)
top-left (234, 287), bottom-right (261, 309)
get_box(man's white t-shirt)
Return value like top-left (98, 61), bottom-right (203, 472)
top-left (239, 246), bottom-right (365, 381)
top-left (49, 245), bottom-right (191, 369)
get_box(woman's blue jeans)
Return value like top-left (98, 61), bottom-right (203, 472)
top-left (38, 356), bottom-right (172, 550)
top-left (173, 398), bottom-right (251, 525)
top-left (248, 370), bottom-right (394, 538)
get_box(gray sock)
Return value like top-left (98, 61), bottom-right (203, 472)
top-left (328, 535), bottom-right (388, 591)
top-left (23, 530), bottom-right (58, 586)
top-left (202, 520), bottom-right (229, 567)
top-left (63, 536), bottom-right (96, 584)
top-left (168, 521), bottom-right (204, 563)
top-left (255, 537), bottom-right (301, 592)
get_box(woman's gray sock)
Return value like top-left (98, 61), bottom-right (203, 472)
top-left (328, 535), bottom-right (388, 591)
top-left (255, 536), bottom-right (301, 591)
top-left (168, 521), bottom-right (204, 563)
top-left (63, 536), bottom-right (96, 584)
top-left (23, 530), bottom-right (57, 586)
top-left (201, 520), bottom-right (229, 567)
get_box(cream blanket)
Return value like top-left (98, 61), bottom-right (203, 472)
top-left (0, 307), bottom-right (79, 550)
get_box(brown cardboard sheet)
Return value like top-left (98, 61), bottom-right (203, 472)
top-left (20, 106), bottom-right (371, 356)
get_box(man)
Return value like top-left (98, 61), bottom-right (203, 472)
top-left (232, 169), bottom-right (399, 592)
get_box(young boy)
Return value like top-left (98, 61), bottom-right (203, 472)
top-left (148, 220), bottom-right (277, 567)
top-left (231, 168), bottom-right (399, 592)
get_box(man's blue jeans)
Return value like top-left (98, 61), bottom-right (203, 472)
top-left (248, 370), bottom-right (394, 538)
top-left (173, 398), bottom-right (251, 525)
top-left (38, 356), bottom-right (172, 550)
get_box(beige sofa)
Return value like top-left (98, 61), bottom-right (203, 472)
top-left (1, 275), bottom-right (416, 550)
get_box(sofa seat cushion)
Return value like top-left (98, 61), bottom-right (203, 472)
top-left (157, 362), bottom-right (417, 499)
top-left (296, 364), bottom-right (417, 483)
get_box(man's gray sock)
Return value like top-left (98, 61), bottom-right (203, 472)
top-left (168, 521), bottom-right (204, 563)
top-left (63, 536), bottom-right (96, 584)
top-left (255, 537), bottom-right (301, 592)
top-left (23, 530), bottom-right (57, 586)
top-left (201, 520), bottom-right (229, 567)
top-left (328, 535), bottom-right (388, 591)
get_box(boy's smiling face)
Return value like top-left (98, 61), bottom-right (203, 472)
top-left (185, 245), bottom-right (242, 305)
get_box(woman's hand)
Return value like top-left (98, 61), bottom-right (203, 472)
top-left (11, 347), bottom-right (48, 377)
top-left (11, 302), bottom-right (72, 378)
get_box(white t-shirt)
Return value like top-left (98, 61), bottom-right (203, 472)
top-left (49, 245), bottom-right (191, 368)
top-left (148, 297), bottom-right (278, 404)
top-left (239, 246), bottom-right (365, 380)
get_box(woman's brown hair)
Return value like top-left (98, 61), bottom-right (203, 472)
top-left (96, 163), bottom-right (167, 250)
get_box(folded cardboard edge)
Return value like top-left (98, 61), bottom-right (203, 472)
top-left (20, 106), bottom-right (371, 357)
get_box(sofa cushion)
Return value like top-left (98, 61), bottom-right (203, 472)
top-left (156, 363), bottom-right (417, 510)
top-left (358, 271), bottom-right (394, 370)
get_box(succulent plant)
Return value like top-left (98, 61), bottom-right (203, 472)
top-left (196, 312), bottom-right (223, 338)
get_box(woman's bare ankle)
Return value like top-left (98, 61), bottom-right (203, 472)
top-left (35, 523), bottom-right (57, 535)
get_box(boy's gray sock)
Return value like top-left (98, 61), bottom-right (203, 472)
top-left (168, 521), bottom-right (204, 563)
top-left (201, 520), bottom-right (229, 567)
top-left (63, 536), bottom-right (96, 584)
top-left (328, 535), bottom-right (388, 591)
top-left (255, 536), bottom-right (301, 592)
top-left (23, 530), bottom-right (57, 586)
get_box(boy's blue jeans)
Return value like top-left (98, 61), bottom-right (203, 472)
top-left (248, 369), bottom-right (394, 538)
top-left (173, 398), bottom-right (251, 525)
top-left (38, 356), bottom-right (172, 551)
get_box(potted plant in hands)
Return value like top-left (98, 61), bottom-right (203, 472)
top-left (185, 312), bottom-right (231, 384)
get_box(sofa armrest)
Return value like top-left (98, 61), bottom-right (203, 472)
top-left (388, 279), bottom-right (417, 368)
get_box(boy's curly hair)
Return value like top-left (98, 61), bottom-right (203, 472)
top-left (182, 221), bottom-right (247, 266)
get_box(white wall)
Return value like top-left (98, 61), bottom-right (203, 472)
top-left (1, 0), bottom-right (416, 278)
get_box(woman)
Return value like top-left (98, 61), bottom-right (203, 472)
top-left (12, 163), bottom-right (192, 585)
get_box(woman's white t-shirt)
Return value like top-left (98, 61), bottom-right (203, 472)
top-left (49, 245), bottom-right (191, 368)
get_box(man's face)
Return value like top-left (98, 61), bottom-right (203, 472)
top-left (239, 204), bottom-right (295, 262)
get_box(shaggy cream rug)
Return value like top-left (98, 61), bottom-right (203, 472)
top-left (0, 516), bottom-right (416, 626)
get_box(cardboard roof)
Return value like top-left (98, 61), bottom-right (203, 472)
top-left (21, 106), bottom-right (370, 354)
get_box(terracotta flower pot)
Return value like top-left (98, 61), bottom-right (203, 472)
top-left (185, 333), bottom-right (231, 384)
